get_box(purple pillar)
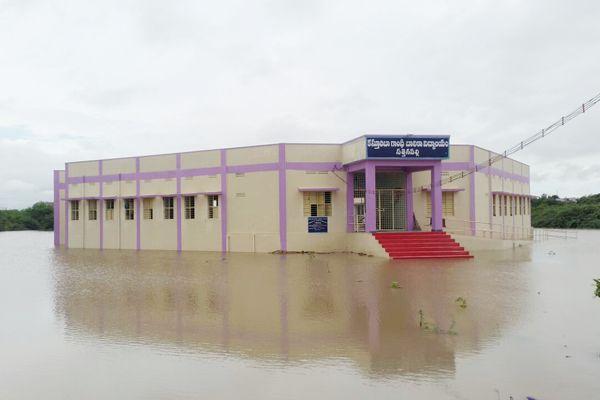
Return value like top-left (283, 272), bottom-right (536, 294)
top-left (99, 160), bottom-right (103, 250)
top-left (346, 171), bottom-right (354, 232)
top-left (406, 171), bottom-right (414, 231)
top-left (135, 157), bottom-right (141, 250)
top-left (53, 170), bottom-right (60, 246)
top-left (176, 153), bottom-right (182, 252)
top-left (431, 161), bottom-right (443, 231)
top-left (220, 149), bottom-right (228, 253)
top-left (365, 162), bottom-right (376, 232)
top-left (278, 144), bottom-right (287, 252)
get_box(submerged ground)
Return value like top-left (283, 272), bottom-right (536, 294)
top-left (0, 231), bottom-right (599, 399)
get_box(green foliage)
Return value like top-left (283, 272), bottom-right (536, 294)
top-left (532, 194), bottom-right (600, 229)
top-left (0, 202), bottom-right (54, 231)
top-left (391, 281), bottom-right (402, 289)
top-left (594, 279), bottom-right (600, 298)
top-left (455, 297), bottom-right (467, 309)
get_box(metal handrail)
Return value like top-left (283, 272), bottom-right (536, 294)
top-left (443, 218), bottom-right (535, 240)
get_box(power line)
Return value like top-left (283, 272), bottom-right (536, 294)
top-left (416, 92), bottom-right (600, 192)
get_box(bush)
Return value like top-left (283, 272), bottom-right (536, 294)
top-left (0, 202), bottom-right (54, 231)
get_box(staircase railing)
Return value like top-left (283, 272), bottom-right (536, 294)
top-left (443, 218), bottom-right (535, 241)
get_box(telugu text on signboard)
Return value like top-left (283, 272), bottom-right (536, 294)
top-left (366, 136), bottom-right (450, 159)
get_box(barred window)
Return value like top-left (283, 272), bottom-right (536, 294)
top-left (493, 194), bottom-right (497, 217)
top-left (504, 196), bottom-right (508, 216)
top-left (163, 197), bottom-right (174, 220)
top-left (70, 200), bottom-right (79, 221)
top-left (88, 199), bottom-right (97, 220)
top-left (143, 198), bottom-right (153, 220)
top-left (509, 196), bottom-right (513, 216)
top-left (105, 199), bottom-right (114, 220)
top-left (425, 192), bottom-right (454, 217)
top-left (184, 196), bottom-right (195, 219)
top-left (303, 191), bottom-right (332, 217)
top-left (208, 195), bottom-right (219, 219)
top-left (124, 198), bottom-right (135, 220)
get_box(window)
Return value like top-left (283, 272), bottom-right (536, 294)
top-left (163, 197), bottom-right (174, 220)
top-left (504, 196), bottom-right (508, 216)
top-left (208, 195), bottom-right (219, 219)
top-left (184, 196), bottom-right (195, 219)
top-left (509, 196), bottom-right (513, 216)
top-left (124, 198), bottom-right (135, 220)
top-left (442, 192), bottom-right (454, 216)
top-left (70, 200), bottom-right (79, 220)
top-left (105, 199), bottom-right (115, 220)
top-left (143, 198), bottom-right (153, 220)
top-left (303, 191), bottom-right (332, 217)
top-left (518, 196), bottom-right (522, 215)
top-left (493, 194), bottom-right (497, 217)
top-left (425, 192), bottom-right (454, 217)
top-left (88, 199), bottom-right (97, 220)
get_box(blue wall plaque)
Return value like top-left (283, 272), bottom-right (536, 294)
top-left (308, 217), bottom-right (328, 233)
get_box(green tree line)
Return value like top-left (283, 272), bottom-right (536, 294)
top-left (532, 194), bottom-right (600, 229)
top-left (0, 202), bottom-right (54, 231)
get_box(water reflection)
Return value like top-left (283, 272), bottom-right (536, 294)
top-left (52, 248), bottom-right (531, 378)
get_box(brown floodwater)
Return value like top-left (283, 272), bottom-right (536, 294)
top-left (0, 231), bottom-right (599, 399)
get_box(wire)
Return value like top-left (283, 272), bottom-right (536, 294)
top-left (414, 92), bottom-right (600, 193)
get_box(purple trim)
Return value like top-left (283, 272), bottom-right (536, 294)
top-left (479, 166), bottom-right (530, 183)
top-left (176, 153), bottom-right (182, 252)
top-left (431, 161), bottom-right (443, 231)
top-left (64, 165), bottom-right (69, 248)
top-left (286, 162), bottom-right (342, 171)
top-left (220, 149), bottom-right (228, 253)
top-left (228, 163), bottom-right (278, 174)
top-left (346, 171), bottom-right (354, 232)
top-left (365, 162), bottom-right (376, 232)
top-left (99, 160), bottom-right (103, 250)
top-left (135, 157), bottom-right (141, 251)
top-left (469, 146), bottom-right (476, 235)
top-left (442, 162), bottom-right (471, 171)
top-left (297, 187), bottom-right (340, 192)
top-left (492, 191), bottom-right (534, 197)
top-left (346, 159), bottom-right (441, 171)
top-left (406, 172), bottom-right (414, 231)
top-left (179, 167), bottom-right (221, 177)
top-left (422, 187), bottom-right (465, 193)
top-left (278, 144), bottom-right (287, 252)
top-left (53, 170), bottom-right (60, 246)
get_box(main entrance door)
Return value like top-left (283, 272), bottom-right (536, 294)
top-left (376, 188), bottom-right (406, 231)
top-left (375, 171), bottom-right (407, 231)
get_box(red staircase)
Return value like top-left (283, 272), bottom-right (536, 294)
top-left (373, 231), bottom-right (473, 260)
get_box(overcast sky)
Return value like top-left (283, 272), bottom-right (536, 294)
top-left (1, 0), bottom-right (599, 208)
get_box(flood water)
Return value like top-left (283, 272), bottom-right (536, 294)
top-left (1, 231), bottom-right (599, 399)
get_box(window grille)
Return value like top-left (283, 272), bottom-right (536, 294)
top-left (163, 197), bottom-right (174, 220)
top-left (184, 196), bottom-right (195, 219)
top-left (143, 198), bottom-right (153, 220)
top-left (105, 199), bottom-right (114, 220)
top-left (303, 191), bottom-right (332, 217)
top-left (208, 195), bottom-right (219, 219)
top-left (88, 199), bottom-right (97, 220)
top-left (493, 194), bottom-right (497, 217)
top-left (124, 198), bottom-right (135, 220)
top-left (70, 200), bottom-right (79, 221)
top-left (425, 192), bottom-right (454, 217)
top-left (504, 196), bottom-right (508, 216)
top-left (509, 196), bottom-right (513, 216)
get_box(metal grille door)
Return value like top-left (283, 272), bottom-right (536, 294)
top-left (376, 189), bottom-right (406, 231)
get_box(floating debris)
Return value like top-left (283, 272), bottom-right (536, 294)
top-left (594, 279), bottom-right (600, 298)
top-left (391, 281), bottom-right (402, 289)
top-left (455, 297), bottom-right (467, 309)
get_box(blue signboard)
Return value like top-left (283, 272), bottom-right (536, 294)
top-left (366, 135), bottom-right (450, 159)
top-left (308, 217), bottom-right (328, 233)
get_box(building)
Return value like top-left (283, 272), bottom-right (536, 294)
top-left (53, 135), bottom-right (532, 257)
